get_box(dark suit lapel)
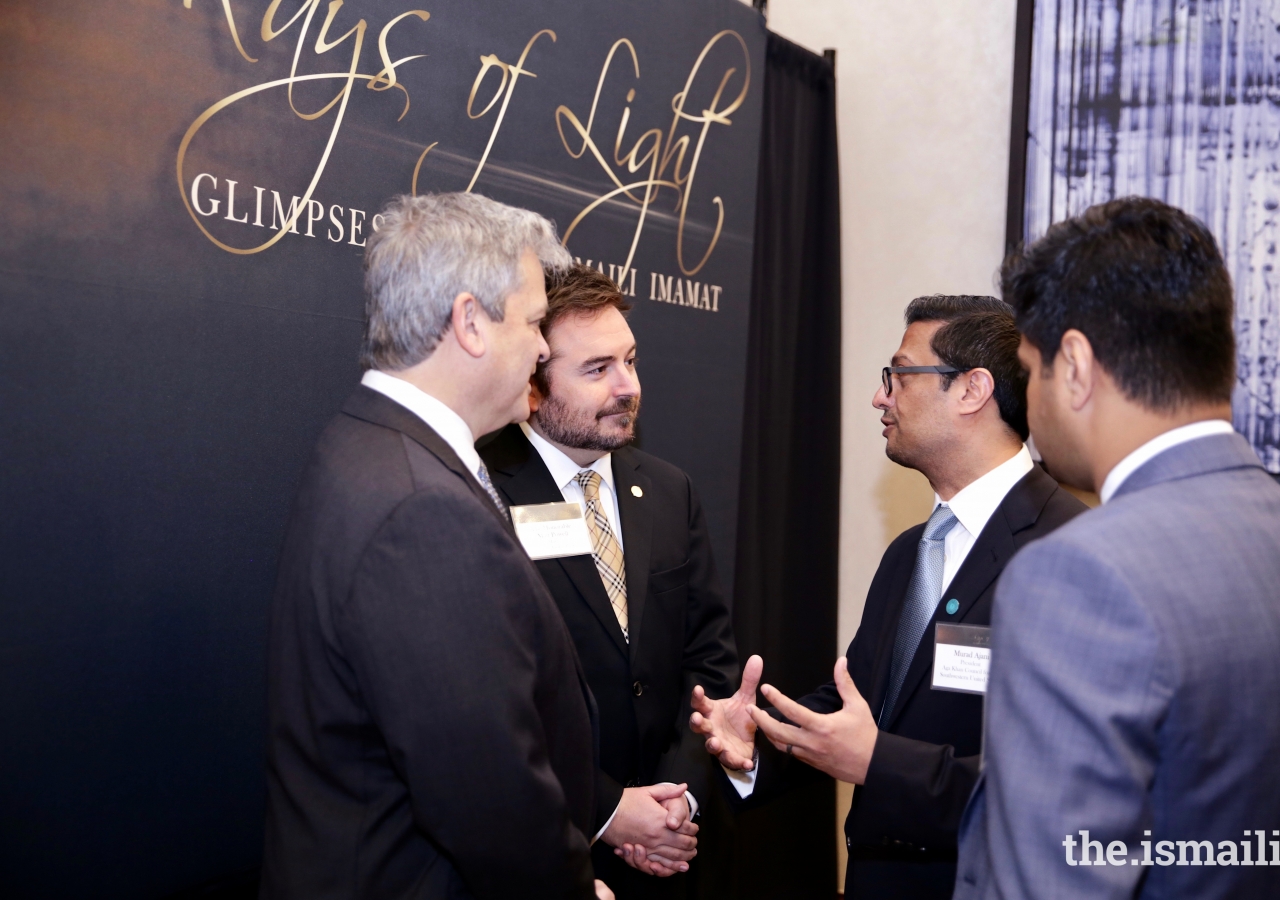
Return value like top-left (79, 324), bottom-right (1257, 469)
top-left (612, 449), bottom-right (652, 666)
top-left (865, 533), bottom-right (923, 718)
top-left (880, 466), bottom-right (1056, 732)
top-left (488, 425), bottom-right (630, 659)
top-left (342, 386), bottom-right (513, 535)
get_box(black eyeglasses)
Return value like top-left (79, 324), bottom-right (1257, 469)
top-left (881, 365), bottom-right (965, 396)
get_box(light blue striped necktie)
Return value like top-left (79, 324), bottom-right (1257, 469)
top-left (879, 503), bottom-right (959, 725)
top-left (476, 461), bottom-right (509, 520)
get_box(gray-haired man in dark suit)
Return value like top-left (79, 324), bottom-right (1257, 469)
top-left (260, 193), bottom-right (613, 900)
top-left (955, 197), bottom-right (1280, 899)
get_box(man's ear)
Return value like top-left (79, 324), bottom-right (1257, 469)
top-left (1057, 329), bottom-right (1096, 412)
top-left (528, 374), bottom-right (544, 413)
top-left (450, 293), bottom-right (486, 359)
top-left (956, 367), bottom-right (997, 415)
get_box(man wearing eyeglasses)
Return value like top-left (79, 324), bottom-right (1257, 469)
top-left (690, 295), bottom-right (1087, 898)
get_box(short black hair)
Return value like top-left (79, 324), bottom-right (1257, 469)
top-left (905, 295), bottom-right (1029, 441)
top-left (1001, 196), bottom-right (1235, 410)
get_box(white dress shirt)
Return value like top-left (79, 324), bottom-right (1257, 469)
top-left (724, 444), bottom-right (1035, 799)
top-left (360, 370), bottom-right (482, 479)
top-left (520, 422), bottom-right (622, 549)
top-left (519, 421), bottom-right (698, 836)
top-left (1099, 419), bottom-right (1235, 503)
top-left (933, 445), bottom-right (1035, 594)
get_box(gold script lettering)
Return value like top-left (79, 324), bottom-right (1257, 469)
top-left (464, 29), bottom-right (557, 192)
top-left (555, 31), bottom-right (750, 276)
top-left (412, 29), bottom-right (557, 197)
top-left (177, 2), bottom-right (429, 255)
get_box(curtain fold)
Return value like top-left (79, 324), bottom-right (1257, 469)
top-left (691, 30), bottom-right (842, 900)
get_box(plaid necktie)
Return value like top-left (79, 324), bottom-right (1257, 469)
top-left (476, 461), bottom-right (509, 520)
top-left (574, 470), bottom-right (628, 641)
top-left (879, 503), bottom-right (958, 725)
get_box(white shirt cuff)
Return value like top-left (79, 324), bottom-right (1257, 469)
top-left (722, 761), bottom-right (759, 798)
top-left (592, 796), bottom-right (622, 845)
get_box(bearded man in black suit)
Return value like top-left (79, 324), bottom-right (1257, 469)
top-left (480, 264), bottom-right (739, 899)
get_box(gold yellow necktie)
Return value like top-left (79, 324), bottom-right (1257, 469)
top-left (574, 470), bottom-right (628, 641)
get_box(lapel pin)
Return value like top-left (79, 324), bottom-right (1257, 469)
top-left (945, 598), bottom-right (959, 615)
top-left (631, 485), bottom-right (643, 498)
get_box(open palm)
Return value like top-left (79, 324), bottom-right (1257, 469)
top-left (689, 654), bottom-right (763, 770)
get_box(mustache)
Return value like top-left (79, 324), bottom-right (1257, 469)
top-left (597, 397), bottom-right (639, 419)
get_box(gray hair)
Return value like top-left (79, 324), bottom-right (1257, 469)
top-left (360, 192), bottom-right (573, 370)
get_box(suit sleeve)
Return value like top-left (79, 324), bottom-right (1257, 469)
top-left (957, 538), bottom-right (1167, 899)
top-left (594, 768), bottom-right (625, 835)
top-left (337, 490), bottom-right (597, 900)
top-left (654, 475), bottom-right (739, 805)
top-left (857, 733), bottom-right (979, 847)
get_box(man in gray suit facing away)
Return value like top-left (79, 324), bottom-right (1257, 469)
top-left (954, 197), bottom-right (1280, 899)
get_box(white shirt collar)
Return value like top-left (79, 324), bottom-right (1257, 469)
top-left (520, 421), bottom-right (615, 493)
top-left (1098, 419), bottom-right (1235, 503)
top-left (933, 445), bottom-right (1035, 539)
top-left (360, 370), bottom-right (480, 476)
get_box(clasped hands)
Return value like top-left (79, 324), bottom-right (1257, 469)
top-left (689, 654), bottom-right (880, 785)
top-left (603, 782), bottom-right (698, 877)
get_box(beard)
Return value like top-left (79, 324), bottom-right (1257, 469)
top-left (535, 391), bottom-right (640, 452)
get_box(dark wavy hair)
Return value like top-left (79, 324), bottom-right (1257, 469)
top-left (1001, 196), bottom-right (1234, 410)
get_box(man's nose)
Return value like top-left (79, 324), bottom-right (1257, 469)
top-left (873, 383), bottom-right (891, 411)
top-left (536, 332), bottom-right (550, 364)
top-left (615, 365), bottom-right (640, 396)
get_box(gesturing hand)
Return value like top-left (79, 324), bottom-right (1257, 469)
top-left (603, 783), bottom-right (698, 876)
top-left (689, 654), bottom-right (763, 771)
top-left (747, 656), bottom-right (878, 785)
top-left (594, 879), bottom-right (615, 900)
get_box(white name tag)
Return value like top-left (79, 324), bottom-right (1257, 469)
top-left (510, 501), bottom-right (594, 560)
top-left (931, 623), bottom-right (992, 695)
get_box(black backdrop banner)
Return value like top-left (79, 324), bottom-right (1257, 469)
top-left (0, 1), bottom-right (763, 895)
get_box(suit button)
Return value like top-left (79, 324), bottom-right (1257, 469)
top-left (632, 681), bottom-right (643, 696)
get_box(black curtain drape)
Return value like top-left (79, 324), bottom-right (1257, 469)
top-left (690, 32), bottom-right (842, 900)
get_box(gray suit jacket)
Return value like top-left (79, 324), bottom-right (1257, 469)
top-left (954, 432), bottom-right (1280, 899)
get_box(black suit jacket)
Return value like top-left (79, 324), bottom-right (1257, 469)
top-left (481, 425), bottom-right (739, 831)
top-left (261, 387), bottom-right (598, 900)
top-left (743, 464), bottom-right (1087, 897)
